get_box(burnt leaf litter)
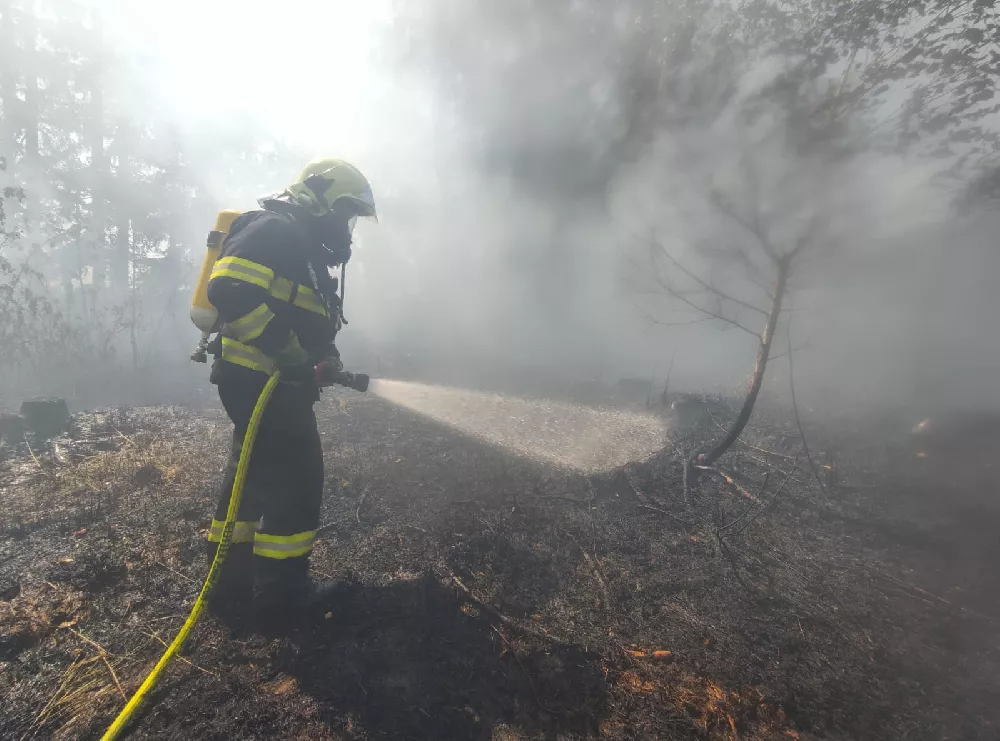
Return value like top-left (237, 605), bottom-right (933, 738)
top-left (1, 390), bottom-right (999, 740)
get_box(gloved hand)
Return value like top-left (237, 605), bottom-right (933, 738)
top-left (314, 356), bottom-right (344, 386)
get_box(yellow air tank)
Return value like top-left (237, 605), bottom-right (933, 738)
top-left (190, 209), bottom-right (241, 362)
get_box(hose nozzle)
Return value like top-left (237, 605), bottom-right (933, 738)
top-left (317, 367), bottom-right (369, 392)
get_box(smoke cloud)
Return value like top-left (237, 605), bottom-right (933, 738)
top-left (2, 0), bottom-right (998, 417)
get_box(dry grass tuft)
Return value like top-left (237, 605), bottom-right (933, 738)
top-left (1, 413), bottom-right (228, 532)
top-left (1, 582), bottom-right (85, 652)
top-left (29, 652), bottom-right (137, 740)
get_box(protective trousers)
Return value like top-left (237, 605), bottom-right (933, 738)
top-left (206, 375), bottom-right (323, 607)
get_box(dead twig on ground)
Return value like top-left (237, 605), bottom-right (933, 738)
top-left (449, 573), bottom-right (570, 646)
top-left (356, 485), bottom-right (369, 524)
top-left (682, 452), bottom-right (693, 505)
top-left (316, 522), bottom-right (337, 536)
top-left (100, 655), bottom-right (127, 701)
top-left (32, 655), bottom-right (89, 734)
top-left (705, 407), bottom-right (797, 460)
top-left (732, 466), bottom-right (796, 536)
top-left (580, 549), bottom-right (613, 611)
top-left (715, 521), bottom-right (752, 593)
top-left (586, 479), bottom-right (598, 565)
top-left (841, 563), bottom-right (1000, 627)
top-left (489, 625), bottom-right (554, 713)
top-left (719, 466), bottom-right (796, 539)
top-left (138, 630), bottom-right (219, 677)
top-left (23, 434), bottom-right (47, 475)
top-left (717, 472), bottom-right (771, 537)
top-left (694, 464), bottom-right (761, 504)
top-left (534, 494), bottom-right (590, 506)
top-left (622, 467), bottom-right (694, 525)
top-left (152, 560), bottom-right (196, 585)
top-left (65, 627), bottom-right (127, 701)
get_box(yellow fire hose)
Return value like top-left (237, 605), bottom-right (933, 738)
top-left (101, 371), bottom-right (282, 741)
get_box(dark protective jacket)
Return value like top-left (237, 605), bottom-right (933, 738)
top-left (207, 205), bottom-right (341, 386)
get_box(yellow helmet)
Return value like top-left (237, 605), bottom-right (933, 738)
top-left (286, 158), bottom-right (377, 221)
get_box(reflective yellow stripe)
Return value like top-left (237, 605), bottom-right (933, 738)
top-left (270, 276), bottom-right (295, 302)
top-left (273, 332), bottom-right (309, 367)
top-left (271, 277), bottom-right (329, 317)
top-left (207, 518), bottom-right (259, 544)
top-left (253, 530), bottom-right (317, 559)
top-left (211, 256), bottom-right (274, 289)
top-left (225, 303), bottom-right (275, 342)
top-left (220, 337), bottom-right (276, 374)
top-left (292, 285), bottom-right (328, 315)
top-left (217, 268), bottom-right (328, 318)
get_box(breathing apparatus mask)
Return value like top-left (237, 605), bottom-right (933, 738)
top-left (311, 200), bottom-right (358, 269)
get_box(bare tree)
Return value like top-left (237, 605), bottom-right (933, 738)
top-left (641, 152), bottom-right (822, 468)
top-left (631, 0), bottom-right (999, 474)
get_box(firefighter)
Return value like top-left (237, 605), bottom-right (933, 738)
top-left (204, 158), bottom-right (376, 616)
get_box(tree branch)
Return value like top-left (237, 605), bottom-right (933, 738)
top-left (786, 214), bottom-right (822, 261)
top-left (633, 299), bottom-right (719, 330)
top-left (655, 279), bottom-right (759, 336)
top-left (655, 245), bottom-right (769, 317)
top-left (709, 189), bottom-right (779, 264)
top-left (646, 242), bottom-right (761, 336)
top-left (728, 243), bottom-right (774, 298)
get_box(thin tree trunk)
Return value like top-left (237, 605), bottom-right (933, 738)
top-left (114, 198), bottom-right (130, 293)
top-left (0, 0), bottom-right (21, 242)
top-left (0, 0), bottom-right (17, 168)
top-left (21, 5), bottom-right (39, 243)
top-left (87, 8), bottom-right (106, 295)
top-left (700, 257), bottom-right (789, 467)
top-left (129, 290), bottom-right (139, 369)
top-left (661, 349), bottom-right (676, 406)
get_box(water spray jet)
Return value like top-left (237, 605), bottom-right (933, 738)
top-left (369, 379), bottom-right (669, 473)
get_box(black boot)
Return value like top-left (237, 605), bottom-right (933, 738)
top-left (254, 555), bottom-right (336, 617)
top-left (205, 542), bottom-right (254, 621)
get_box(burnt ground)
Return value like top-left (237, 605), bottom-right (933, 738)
top-left (1, 390), bottom-right (999, 740)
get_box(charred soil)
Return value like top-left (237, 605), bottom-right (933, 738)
top-left (1, 392), bottom-right (998, 740)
